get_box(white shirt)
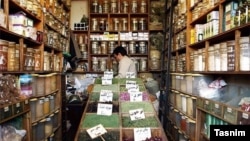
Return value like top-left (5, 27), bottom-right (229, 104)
top-left (115, 56), bottom-right (137, 78)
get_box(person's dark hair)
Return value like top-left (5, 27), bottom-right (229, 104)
top-left (112, 46), bottom-right (127, 56)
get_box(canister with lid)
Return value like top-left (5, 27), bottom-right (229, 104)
top-left (139, 41), bottom-right (147, 54)
top-left (110, 0), bottom-right (118, 13)
top-left (91, 0), bottom-right (98, 13)
top-left (113, 18), bottom-right (120, 31)
top-left (121, 18), bottom-right (128, 31)
top-left (139, 58), bottom-right (147, 71)
top-left (109, 41), bottom-right (116, 54)
top-left (131, 18), bottom-right (138, 31)
top-left (138, 18), bottom-right (147, 30)
top-left (91, 41), bottom-right (99, 54)
top-left (7, 41), bottom-right (15, 71)
top-left (0, 39), bottom-right (8, 71)
top-left (140, 0), bottom-right (147, 13)
top-left (129, 41), bottom-right (136, 54)
top-left (92, 57), bottom-right (99, 71)
top-left (121, 1), bottom-right (129, 13)
top-left (99, 18), bottom-right (107, 31)
top-left (131, 0), bottom-right (138, 13)
top-left (91, 18), bottom-right (98, 31)
top-left (103, 0), bottom-right (109, 13)
top-left (100, 41), bottom-right (108, 54)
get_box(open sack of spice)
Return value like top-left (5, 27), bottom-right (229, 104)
top-left (238, 97), bottom-right (250, 112)
top-left (198, 78), bottom-right (227, 100)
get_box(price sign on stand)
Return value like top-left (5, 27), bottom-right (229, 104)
top-left (87, 124), bottom-right (107, 139)
top-left (104, 71), bottom-right (113, 79)
top-left (125, 80), bottom-right (137, 89)
top-left (129, 91), bottom-right (143, 102)
top-left (99, 90), bottom-right (113, 102)
top-left (134, 127), bottom-right (151, 141)
top-left (126, 72), bottom-right (136, 78)
top-left (97, 103), bottom-right (113, 116)
top-left (101, 77), bottom-right (112, 85)
top-left (129, 108), bottom-right (145, 121)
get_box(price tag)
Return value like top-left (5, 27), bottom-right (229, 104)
top-left (97, 103), bottom-right (113, 116)
top-left (126, 72), bottom-right (136, 78)
top-left (104, 71), bottom-right (113, 79)
top-left (134, 128), bottom-right (151, 141)
top-left (99, 90), bottom-right (113, 102)
top-left (126, 80), bottom-right (137, 89)
top-left (101, 77), bottom-right (112, 85)
top-left (86, 124), bottom-right (107, 139)
top-left (129, 108), bottom-right (145, 121)
top-left (129, 91), bottom-right (143, 102)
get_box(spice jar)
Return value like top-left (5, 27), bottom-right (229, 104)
top-left (110, 0), bottom-right (118, 13)
top-left (239, 37), bottom-right (250, 71)
top-left (7, 41), bottom-right (15, 71)
top-left (92, 0), bottom-right (98, 13)
top-left (99, 18), bottom-right (107, 31)
top-left (91, 18), bottom-right (98, 31)
top-left (139, 58), bottom-right (147, 71)
top-left (139, 41), bottom-right (146, 54)
top-left (45, 117), bottom-right (53, 136)
top-left (30, 98), bottom-right (37, 121)
top-left (103, 0), bottom-right (109, 13)
top-left (113, 18), bottom-right (120, 31)
top-left (37, 119), bottom-right (46, 141)
top-left (121, 18), bottom-right (128, 31)
top-left (131, 0), bottom-right (138, 13)
top-left (138, 18), bottom-right (147, 30)
top-left (91, 41), bottom-right (99, 54)
top-left (109, 41), bottom-right (116, 54)
top-left (121, 1), bottom-right (129, 13)
top-left (100, 41), bottom-right (108, 54)
top-left (140, 0), bottom-right (147, 13)
top-left (49, 94), bottom-right (55, 112)
top-left (208, 46), bottom-right (215, 71)
top-left (36, 97), bottom-right (44, 119)
top-left (131, 18), bottom-right (138, 31)
top-left (0, 39), bottom-right (8, 71)
top-left (129, 41), bottom-right (136, 54)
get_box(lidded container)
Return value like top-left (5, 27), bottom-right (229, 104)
top-left (100, 41), bottom-right (108, 54)
top-left (7, 41), bottom-right (15, 71)
top-left (103, 0), bottom-right (109, 13)
top-left (139, 41), bottom-right (146, 54)
top-left (91, 18), bottom-right (98, 31)
top-left (121, 18), bottom-right (128, 31)
top-left (129, 41), bottom-right (136, 54)
top-left (45, 116), bottom-right (53, 136)
top-left (43, 96), bottom-right (50, 115)
top-left (36, 97), bottom-right (44, 119)
top-left (131, 0), bottom-right (138, 13)
top-left (36, 119), bottom-right (46, 141)
top-left (91, 41), bottom-right (99, 54)
top-left (121, 0), bottom-right (129, 13)
top-left (140, 0), bottom-right (147, 13)
top-left (30, 98), bottom-right (38, 121)
top-left (139, 58), bottom-right (147, 71)
top-left (110, 0), bottom-right (118, 13)
top-left (0, 39), bottom-right (9, 71)
top-left (113, 18), bottom-right (120, 31)
top-left (239, 36), bottom-right (250, 71)
top-left (91, 0), bottom-right (98, 13)
top-left (99, 18), bottom-right (107, 31)
top-left (131, 18), bottom-right (138, 31)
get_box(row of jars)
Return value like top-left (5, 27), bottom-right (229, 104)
top-left (91, 0), bottom-right (147, 14)
top-left (0, 39), bottom-right (61, 71)
top-left (91, 41), bottom-right (147, 54)
top-left (30, 93), bottom-right (57, 122)
top-left (91, 57), bottom-right (147, 72)
top-left (91, 17), bottom-right (147, 31)
top-left (32, 110), bottom-right (60, 141)
top-left (14, 0), bottom-right (42, 18)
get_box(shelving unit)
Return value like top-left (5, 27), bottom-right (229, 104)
top-left (0, 0), bottom-right (70, 140)
top-left (163, 0), bottom-right (250, 141)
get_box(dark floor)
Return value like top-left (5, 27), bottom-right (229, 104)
top-left (65, 124), bottom-right (78, 141)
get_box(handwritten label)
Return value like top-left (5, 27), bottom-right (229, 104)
top-left (86, 124), bottom-right (107, 139)
top-left (101, 77), bottom-right (112, 85)
top-left (99, 90), bottom-right (113, 102)
top-left (104, 71), bottom-right (113, 79)
top-left (129, 91), bottom-right (143, 102)
top-left (126, 72), bottom-right (136, 78)
top-left (134, 128), bottom-right (151, 141)
top-left (126, 80), bottom-right (137, 89)
top-left (129, 108), bottom-right (145, 121)
top-left (97, 103), bottom-right (113, 116)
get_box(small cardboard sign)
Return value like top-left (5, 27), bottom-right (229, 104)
top-left (129, 108), bottom-right (145, 121)
top-left (134, 127), bottom-right (151, 141)
top-left (129, 91), bottom-right (143, 102)
top-left (101, 77), bottom-right (112, 85)
top-left (86, 124), bottom-right (107, 139)
top-left (99, 90), bottom-right (113, 102)
top-left (104, 71), bottom-right (113, 79)
top-left (97, 103), bottom-right (113, 116)
top-left (126, 72), bottom-right (136, 78)
top-left (126, 80), bottom-right (137, 89)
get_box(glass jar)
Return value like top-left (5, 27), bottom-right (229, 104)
top-left (121, 18), bottom-right (128, 31)
top-left (113, 18), bottom-right (120, 31)
top-left (92, 0), bottom-right (98, 13)
top-left (92, 57), bottom-right (99, 71)
top-left (109, 41), bottom-right (116, 54)
top-left (43, 97), bottom-right (50, 115)
top-left (99, 18), bottom-right (107, 31)
top-left (131, 18), bottom-right (138, 31)
top-left (138, 18), bottom-right (147, 30)
top-left (110, 0), bottom-right (117, 13)
top-left (139, 58), bottom-right (147, 71)
top-left (139, 41), bottom-right (146, 54)
top-left (220, 42), bottom-right (227, 71)
top-left (240, 37), bottom-right (250, 71)
top-left (36, 97), bottom-right (44, 119)
top-left (91, 18), bottom-right (98, 31)
top-left (91, 41), bottom-right (98, 54)
top-left (100, 41), bottom-right (108, 54)
top-left (129, 41), bottom-right (136, 54)
top-left (214, 44), bottom-right (221, 71)
top-left (121, 1), bottom-right (129, 13)
top-left (208, 46), bottom-right (215, 71)
top-left (140, 0), bottom-right (147, 13)
top-left (131, 0), bottom-right (138, 13)
top-left (103, 0), bottom-right (109, 13)
top-left (99, 59), bottom-right (107, 71)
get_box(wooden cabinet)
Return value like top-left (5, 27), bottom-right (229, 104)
top-left (71, 0), bottom-right (152, 74)
top-left (0, 0), bottom-right (70, 140)
top-left (164, 0), bottom-right (250, 141)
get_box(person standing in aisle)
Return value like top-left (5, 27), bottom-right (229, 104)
top-left (112, 46), bottom-right (137, 78)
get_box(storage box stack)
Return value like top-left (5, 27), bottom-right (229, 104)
top-left (223, 1), bottom-right (238, 31)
